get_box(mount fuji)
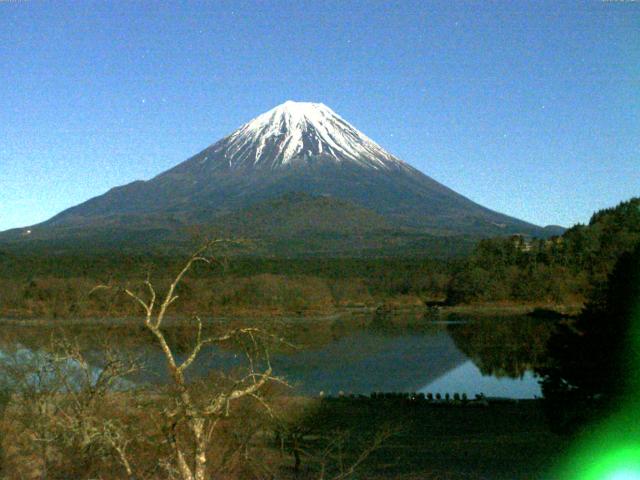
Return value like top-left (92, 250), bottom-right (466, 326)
top-left (1, 101), bottom-right (558, 254)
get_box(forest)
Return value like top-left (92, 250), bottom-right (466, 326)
top-left (0, 198), bottom-right (640, 318)
top-left (0, 198), bottom-right (638, 319)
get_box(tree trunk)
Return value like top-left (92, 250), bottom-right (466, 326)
top-left (176, 449), bottom-right (195, 480)
top-left (193, 417), bottom-right (207, 480)
top-left (294, 448), bottom-right (301, 473)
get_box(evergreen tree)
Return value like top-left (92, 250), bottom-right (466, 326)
top-left (539, 241), bottom-right (640, 431)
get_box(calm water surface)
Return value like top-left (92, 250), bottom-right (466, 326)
top-left (0, 314), bottom-right (553, 399)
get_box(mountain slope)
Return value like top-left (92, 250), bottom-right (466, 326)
top-left (2, 101), bottom-right (550, 250)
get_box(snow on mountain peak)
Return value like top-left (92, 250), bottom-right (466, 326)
top-left (214, 101), bottom-right (408, 170)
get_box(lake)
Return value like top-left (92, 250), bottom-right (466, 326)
top-left (0, 313), bottom-right (554, 399)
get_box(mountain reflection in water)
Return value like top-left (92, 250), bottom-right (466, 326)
top-left (0, 315), bottom-right (555, 399)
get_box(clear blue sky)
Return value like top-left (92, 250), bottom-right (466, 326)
top-left (1, 0), bottom-right (638, 231)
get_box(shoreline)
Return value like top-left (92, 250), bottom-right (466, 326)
top-left (0, 302), bottom-right (580, 326)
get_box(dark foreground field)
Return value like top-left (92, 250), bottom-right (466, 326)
top-left (295, 397), bottom-right (572, 480)
top-left (0, 391), bottom-right (573, 480)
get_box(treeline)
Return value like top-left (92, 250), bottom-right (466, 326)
top-left (1, 198), bottom-right (638, 318)
top-left (0, 255), bottom-right (453, 318)
top-left (446, 198), bottom-right (640, 304)
top-left (538, 240), bottom-right (640, 433)
top-left (0, 251), bottom-right (449, 285)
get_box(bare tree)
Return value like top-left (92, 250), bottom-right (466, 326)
top-left (0, 345), bottom-right (64, 479)
top-left (49, 336), bottom-right (142, 478)
top-left (1, 241), bottom-right (393, 480)
top-left (313, 427), bottom-right (394, 480)
top-left (275, 402), bottom-right (397, 480)
top-left (0, 334), bottom-right (142, 479)
top-left (122, 241), bottom-right (286, 480)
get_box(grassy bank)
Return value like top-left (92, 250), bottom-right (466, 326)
top-left (293, 396), bottom-right (572, 480)
top-left (0, 273), bottom-right (580, 321)
top-left (0, 272), bottom-right (430, 319)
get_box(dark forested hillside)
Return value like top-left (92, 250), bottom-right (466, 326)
top-left (446, 198), bottom-right (640, 304)
top-left (0, 198), bottom-right (637, 318)
top-left (0, 193), bottom-right (480, 258)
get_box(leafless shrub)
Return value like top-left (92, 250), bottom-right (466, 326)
top-left (117, 240), bottom-right (289, 480)
top-left (0, 334), bottom-right (142, 479)
top-left (0, 240), bottom-right (394, 480)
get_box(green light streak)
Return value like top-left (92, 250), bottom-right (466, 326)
top-left (606, 468), bottom-right (640, 480)
top-left (554, 301), bottom-right (640, 480)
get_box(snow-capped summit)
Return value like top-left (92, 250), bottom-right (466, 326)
top-left (209, 101), bottom-right (408, 170)
top-left (17, 100), bottom-right (549, 245)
